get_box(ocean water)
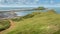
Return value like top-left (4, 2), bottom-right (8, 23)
top-left (0, 7), bottom-right (34, 10)
top-left (16, 7), bottom-right (60, 16)
top-left (16, 10), bottom-right (47, 16)
top-left (48, 7), bottom-right (60, 13)
top-left (0, 7), bottom-right (60, 16)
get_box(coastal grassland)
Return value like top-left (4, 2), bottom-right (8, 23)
top-left (0, 20), bottom-right (10, 31)
top-left (1, 10), bottom-right (60, 34)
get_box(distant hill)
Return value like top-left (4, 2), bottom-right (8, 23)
top-left (34, 7), bottom-right (46, 10)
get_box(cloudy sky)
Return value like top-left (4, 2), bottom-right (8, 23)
top-left (0, 0), bottom-right (60, 7)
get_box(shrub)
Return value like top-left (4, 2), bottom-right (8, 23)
top-left (0, 20), bottom-right (10, 31)
top-left (34, 7), bottom-right (45, 10)
top-left (47, 9), bottom-right (56, 14)
top-left (22, 14), bottom-right (34, 19)
top-left (11, 13), bottom-right (35, 21)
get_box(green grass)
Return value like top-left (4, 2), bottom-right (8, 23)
top-left (1, 10), bottom-right (60, 34)
top-left (53, 30), bottom-right (60, 34)
top-left (0, 20), bottom-right (10, 31)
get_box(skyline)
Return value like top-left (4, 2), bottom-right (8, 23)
top-left (0, 0), bottom-right (60, 7)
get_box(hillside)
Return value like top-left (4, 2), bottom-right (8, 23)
top-left (34, 7), bottom-right (46, 10)
top-left (0, 10), bottom-right (60, 34)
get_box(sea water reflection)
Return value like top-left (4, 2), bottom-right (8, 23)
top-left (16, 10), bottom-right (47, 16)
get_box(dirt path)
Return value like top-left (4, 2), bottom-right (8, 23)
top-left (0, 20), bottom-right (16, 34)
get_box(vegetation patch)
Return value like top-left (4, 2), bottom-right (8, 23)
top-left (0, 20), bottom-right (10, 31)
top-left (1, 10), bottom-right (60, 34)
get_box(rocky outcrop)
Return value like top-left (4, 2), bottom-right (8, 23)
top-left (0, 11), bottom-right (17, 19)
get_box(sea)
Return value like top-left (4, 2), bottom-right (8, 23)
top-left (0, 7), bottom-right (60, 16)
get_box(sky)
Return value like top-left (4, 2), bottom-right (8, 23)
top-left (0, 0), bottom-right (60, 7)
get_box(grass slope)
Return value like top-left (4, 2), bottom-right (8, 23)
top-left (2, 11), bottom-right (60, 34)
top-left (0, 20), bottom-right (10, 31)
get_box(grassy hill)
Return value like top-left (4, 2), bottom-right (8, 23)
top-left (34, 7), bottom-right (46, 10)
top-left (0, 20), bottom-right (10, 31)
top-left (1, 10), bottom-right (60, 34)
